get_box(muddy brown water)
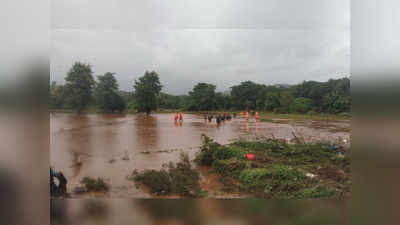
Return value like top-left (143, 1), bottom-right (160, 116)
top-left (50, 113), bottom-right (349, 198)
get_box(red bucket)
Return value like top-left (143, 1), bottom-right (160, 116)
top-left (246, 153), bottom-right (255, 161)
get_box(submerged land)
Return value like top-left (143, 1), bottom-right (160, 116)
top-left (50, 112), bottom-right (350, 199)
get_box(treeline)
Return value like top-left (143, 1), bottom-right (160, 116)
top-left (155, 79), bottom-right (350, 114)
top-left (50, 62), bottom-right (350, 114)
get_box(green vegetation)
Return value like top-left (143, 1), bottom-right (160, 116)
top-left (130, 153), bottom-right (202, 197)
top-left (81, 177), bottom-right (110, 192)
top-left (260, 118), bottom-right (273, 122)
top-left (187, 83), bottom-right (217, 111)
top-left (133, 71), bottom-right (163, 115)
top-left (94, 72), bottom-right (126, 112)
top-left (289, 97), bottom-right (313, 113)
top-left (64, 62), bottom-right (95, 112)
top-left (50, 61), bottom-right (349, 115)
top-left (195, 135), bottom-right (350, 198)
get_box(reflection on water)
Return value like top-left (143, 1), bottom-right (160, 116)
top-left (50, 113), bottom-right (349, 198)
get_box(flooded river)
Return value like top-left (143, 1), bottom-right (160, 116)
top-left (50, 113), bottom-right (349, 198)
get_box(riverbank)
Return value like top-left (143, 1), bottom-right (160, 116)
top-left (132, 135), bottom-right (351, 199)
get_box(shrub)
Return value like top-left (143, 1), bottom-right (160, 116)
top-left (81, 177), bottom-right (110, 192)
top-left (195, 135), bottom-right (221, 166)
top-left (132, 153), bottom-right (201, 197)
top-left (133, 169), bottom-right (172, 195)
top-left (213, 145), bottom-right (243, 161)
top-left (298, 186), bottom-right (337, 198)
top-left (239, 168), bottom-right (270, 188)
top-left (213, 159), bottom-right (248, 175)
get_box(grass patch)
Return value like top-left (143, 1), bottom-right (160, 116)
top-left (81, 177), bottom-right (110, 192)
top-left (260, 118), bottom-right (273, 122)
top-left (195, 135), bottom-right (350, 199)
top-left (130, 153), bottom-right (202, 197)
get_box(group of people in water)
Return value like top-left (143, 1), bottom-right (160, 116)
top-left (205, 111), bottom-right (260, 125)
top-left (173, 111), bottom-right (260, 126)
top-left (174, 112), bottom-right (184, 122)
top-left (204, 112), bottom-right (233, 125)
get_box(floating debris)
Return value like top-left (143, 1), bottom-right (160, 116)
top-left (108, 158), bottom-right (116, 164)
top-left (140, 150), bottom-right (151, 154)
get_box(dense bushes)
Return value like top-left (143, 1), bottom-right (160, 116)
top-left (131, 153), bottom-right (201, 197)
top-left (81, 177), bottom-right (110, 192)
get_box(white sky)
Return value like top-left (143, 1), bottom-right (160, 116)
top-left (51, 0), bottom-right (349, 94)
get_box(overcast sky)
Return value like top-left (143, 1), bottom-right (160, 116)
top-left (51, 0), bottom-right (349, 95)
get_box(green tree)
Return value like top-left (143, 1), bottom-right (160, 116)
top-left (158, 93), bottom-right (184, 109)
top-left (323, 92), bottom-right (350, 113)
top-left (289, 97), bottom-right (312, 113)
top-left (189, 83), bottom-right (216, 111)
top-left (279, 90), bottom-right (294, 113)
top-left (94, 72), bottom-right (125, 112)
top-left (133, 71), bottom-right (163, 115)
top-left (49, 82), bottom-right (70, 109)
top-left (65, 62), bottom-right (95, 112)
top-left (265, 92), bottom-right (280, 111)
top-left (231, 81), bottom-right (260, 110)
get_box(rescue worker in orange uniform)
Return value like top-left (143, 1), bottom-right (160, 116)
top-left (174, 112), bottom-right (178, 122)
top-left (179, 112), bottom-right (183, 122)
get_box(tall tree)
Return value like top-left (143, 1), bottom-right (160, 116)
top-left (94, 72), bottom-right (125, 112)
top-left (231, 81), bottom-right (259, 110)
top-left (265, 92), bottom-right (280, 111)
top-left (49, 82), bottom-right (69, 109)
top-left (189, 83), bottom-right (216, 111)
top-left (279, 90), bottom-right (294, 113)
top-left (133, 71), bottom-right (163, 115)
top-left (65, 62), bottom-right (95, 112)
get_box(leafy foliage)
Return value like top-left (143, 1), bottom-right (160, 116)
top-left (133, 71), bottom-right (163, 115)
top-left (196, 135), bottom-right (350, 198)
top-left (188, 83), bottom-right (217, 110)
top-left (94, 72), bottom-right (125, 112)
top-left (50, 61), bottom-right (349, 114)
top-left (289, 97), bottom-right (313, 113)
top-left (81, 177), bottom-right (110, 192)
top-left (49, 81), bottom-right (70, 109)
top-left (64, 62), bottom-right (95, 112)
top-left (131, 153), bottom-right (201, 197)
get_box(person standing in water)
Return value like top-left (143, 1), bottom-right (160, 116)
top-left (174, 112), bottom-right (178, 122)
top-left (256, 111), bottom-right (260, 121)
top-left (246, 111), bottom-right (249, 121)
top-left (179, 112), bottom-right (183, 122)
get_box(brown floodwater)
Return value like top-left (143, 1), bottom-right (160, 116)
top-left (50, 113), bottom-right (349, 198)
